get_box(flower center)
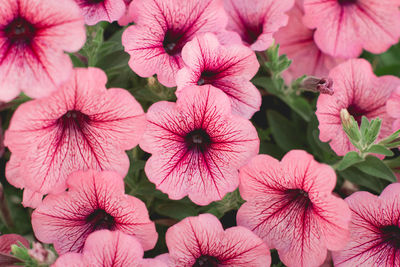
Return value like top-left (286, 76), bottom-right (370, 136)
top-left (197, 71), bottom-right (218, 86)
top-left (86, 209), bottom-right (116, 231)
top-left (242, 22), bottom-right (263, 45)
top-left (59, 110), bottom-right (90, 130)
top-left (87, 0), bottom-right (105, 3)
top-left (4, 17), bottom-right (36, 44)
top-left (338, 0), bottom-right (357, 5)
top-left (380, 225), bottom-right (400, 249)
top-left (285, 189), bottom-right (312, 209)
top-left (185, 129), bottom-right (212, 152)
top-left (347, 104), bottom-right (366, 126)
top-left (163, 29), bottom-right (186, 56)
top-left (193, 255), bottom-right (219, 267)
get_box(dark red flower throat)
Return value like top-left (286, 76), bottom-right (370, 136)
top-left (185, 129), bottom-right (212, 152)
top-left (380, 225), bottom-right (400, 249)
top-left (193, 255), bottom-right (219, 267)
top-left (163, 29), bottom-right (189, 56)
top-left (5, 17), bottom-right (36, 44)
top-left (86, 209), bottom-right (115, 231)
top-left (338, 0), bottom-right (357, 5)
top-left (58, 110), bottom-right (90, 130)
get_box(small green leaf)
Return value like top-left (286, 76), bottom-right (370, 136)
top-left (267, 110), bottom-right (305, 151)
top-left (336, 152), bottom-right (364, 171)
top-left (354, 156), bottom-right (397, 182)
top-left (284, 96), bottom-right (312, 122)
top-left (339, 167), bottom-right (386, 193)
top-left (364, 118), bottom-right (382, 146)
top-left (360, 116), bottom-right (370, 138)
top-left (155, 202), bottom-right (198, 220)
top-left (366, 144), bottom-right (394, 156)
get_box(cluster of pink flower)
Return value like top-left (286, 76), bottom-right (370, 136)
top-left (0, 0), bottom-right (400, 266)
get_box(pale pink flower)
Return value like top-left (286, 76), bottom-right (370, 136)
top-left (303, 0), bottom-right (400, 58)
top-left (316, 59), bottom-right (400, 156)
top-left (118, 0), bottom-right (134, 26)
top-left (237, 150), bottom-right (351, 267)
top-left (0, 0), bottom-right (86, 102)
top-left (176, 33), bottom-right (261, 119)
top-left (274, 1), bottom-right (343, 82)
top-left (224, 0), bottom-right (294, 51)
top-left (4, 68), bottom-right (146, 208)
top-left (332, 183), bottom-right (400, 266)
top-left (74, 0), bottom-right (127, 25)
top-left (32, 170), bottom-right (157, 254)
top-left (387, 87), bottom-right (400, 132)
top-left (122, 0), bottom-right (235, 87)
top-left (159, 213), bottom-right (270, 266)
top-left (53, 230), bottom-right (165, 267)
top-left (140, 85), bottom-right (259, 205)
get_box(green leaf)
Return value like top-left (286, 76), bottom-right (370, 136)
top-left (155, 202), bottom-right (198, 220)
top-left (336, 152), bottom-right (364, 171)
top-left (360, 116), bottom-right (370, 138)
top-left (364, 118), bottom-right (381, 146)
top-left (354, 156), bottom-right (397, 182)
top-left (366, 144), bottom-right (394, 156)
top-left (339, 167), bottom-right (386, 193)
top-left (267, 110), bottom-right (305, 151)
top-left (284, 96), bottom-right (312, 122)
top-left (96, 50), bottom-right (129, 71)
top-left (69, 53), bottom-right (86, 68)
top-left (252, 77), bottom-right (280, 95)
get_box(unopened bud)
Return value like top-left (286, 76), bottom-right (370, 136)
top-left (340, 109), bottom-right (352, 129)
top-left (28, 242), bottom-right (56, 265)
top-left (301, 76), bottom-right (334, 95)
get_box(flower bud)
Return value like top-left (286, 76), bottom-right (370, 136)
top-left (340, 109), bottom-right (352, 129)
top-left (28, 242), bottom-right (56, 265)
top-left (301, 76), bottom-right (334, 95)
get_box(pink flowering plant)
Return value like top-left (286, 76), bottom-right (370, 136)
top-left (0, 0), bottom-right (400, 266)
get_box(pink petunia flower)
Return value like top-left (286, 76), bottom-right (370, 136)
top-left (4, 67), bottom-right (146, 208)
top-left (31, 170), bottom-right (158, 254)
top-left (332, 183), bottom-right (400, 266)
top-left (176, 33), bottom-right (261, 119)
top-left (0, 0), bottom-right (86, 102)
top-left (53, 230), bottom-right (165, 267)
top-left (224, 0), bottom-right (294, 51)
top-left (118, 0), bottom-right (134, 26)
top-left (140, 85), bottom-right (259, 205)
top-left (237, 150), bottom-right (351, 267)
top-left (274, 0), bottom-right (343, 83)
top-left (158, 213), bottom-right (271, 266)
top-left (316, 59), bottom-right (400, 156)
top-left (387, 87), bottom-right (400, 132)
top-left (303, 0), bottom-right (400, 59)
top-left (122, 0), bottom-right (236, 87)
top-left (74, 0), bottom-right (127, 25)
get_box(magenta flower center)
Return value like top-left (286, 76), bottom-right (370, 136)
top-left (163, 29), bottom-right (188, 56)
top-left (4, 18), bottom-right (36, 44)
top-left (197, 71), bottom-right (218, 86)
top-left (86, 0), bottom-right (105, 4)
top-left (380, 225), bottom-right (400, 249)
top-left (86, 209), bottom-right (116, 231)
top-left (242, 23), bottom-right (263, 45)
top-left (185, 129), bottom-right (212, 152)
top-left (347, 104), bottom-right (366, 126)
top-left (338, 0), bottom-right (357, 5)
top-left (193, 255), bottom-right (219, 267)
top-left (285, 189), bottom-right (313, 209)
top-left (58, 110), bottom-right (90, 130)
